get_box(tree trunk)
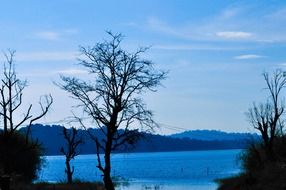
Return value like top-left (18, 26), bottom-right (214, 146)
top-left (65, 159), bottom-right (73, 184)
top-left (266, 139), bottom-right (275, 161)
top-left (103, 143), bottom-right (114, 190)
top-left (103, 172), bottom-right (114, 190)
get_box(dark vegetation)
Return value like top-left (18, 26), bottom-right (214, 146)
top-left (0, 132), bottom-right (43, 183)
top-left (218, 137), bottom-right (286, 190)
top-left (218, 70), bottom-right (286, 190)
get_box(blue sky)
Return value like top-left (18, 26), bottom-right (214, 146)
top-left (0, 0), bottom-right (286, 134)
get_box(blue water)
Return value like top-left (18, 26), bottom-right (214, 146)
top-left (38, 149), bottom-right (242, 190)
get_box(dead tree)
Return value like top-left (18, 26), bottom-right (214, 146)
top-left (58, 32), bottom-right (166, 190)
top-left (247, 70), bottom-right (286, 158)
top-left (60, 127), bottom-right (83, 184)
top-left (0, 50), bottom-right (53, 139)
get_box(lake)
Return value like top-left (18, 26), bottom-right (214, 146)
top-left (38, 149), bottom-right (242, 190)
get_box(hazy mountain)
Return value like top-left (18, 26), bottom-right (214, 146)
top-left (19, 124), bottom-right (257, 155)
top-left (170, 130), bottom-right (259, 141)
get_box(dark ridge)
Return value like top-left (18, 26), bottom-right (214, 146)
top-left (20, 124), bottom-right (257, 155)
top-left (170, 130), bottom-right (259, 141)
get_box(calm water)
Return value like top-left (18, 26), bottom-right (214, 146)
top-left (38, 149), bottom-right (242, 190)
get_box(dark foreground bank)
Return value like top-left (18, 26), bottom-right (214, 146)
top-left (5, 181), bottom-right (104, 190)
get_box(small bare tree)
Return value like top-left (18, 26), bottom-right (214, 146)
top-left (60, 127), bottom-right (83, 184)
top-left (58, 32), bottom-right (166, 190)
top-left (0, 50), bottom-right (53, 139)
top-left (247, 70), bottom-right (286, 157)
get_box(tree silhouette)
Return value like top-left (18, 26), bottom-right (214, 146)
top-left (0, 50), bottom-right (53, 139)
top-left (58, 32), bottom-right (166, 190)
top-left (247, 70), bottom-right (286, 158)
top-left (60, 127), bottom-right (83, 184)
top-left (0, 50), bottom-right (53, 185)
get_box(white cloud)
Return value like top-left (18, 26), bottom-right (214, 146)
top-left (216, 31), bottom-right (253, 39)
top-left (56, 68), bottom-right (88, 75)
top-left (234, 54), bottom-right (265, 60)
top-left (16, 51), bottom-right (78, 61)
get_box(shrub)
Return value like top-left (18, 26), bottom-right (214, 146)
top-left (0, 132), bottom-right (43, 183)
top-left (240, 142), bottom-right (265, 172)
top-left (218, 137), bottom-right (286, 190)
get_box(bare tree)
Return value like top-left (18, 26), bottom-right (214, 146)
top-left (0, 50), bottom-right (53, 186)
top-left (0, 50), bottom-right (53, 139)
top-left (58, 32), bottom-right (166, 190)
top-left (60, 127), bottom-right (83, 184)
top-left (247, 70), bottom-right (286, 158)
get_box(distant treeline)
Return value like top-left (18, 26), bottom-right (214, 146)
top-left (20, 124), bottom-right (257, 155)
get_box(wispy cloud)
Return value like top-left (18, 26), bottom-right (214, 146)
top-left (153, 44), bottom-right (245, 51)
top-left (144, 6), bottom-right (249, 42)
top-left (34, 31), bottom-right (61, 41)
top-left (146, 17), bottom-right (185, 38)
top-left (220, 8), bottom-right (241, 19)
top-left (145, 16), bottom-right (256, 42)
top-left (33, 29), bottom-right (78, 41)
top-left (234, 54), bottom-right (266, 60)
top-left (277, 63), bottom-right (286, 67)
top-left (145, 5), bottom-right (286, 43)
top-left (266, 7), bottom-right (286, 21)
top-left (16, 51), bottom-right (78, 61)
top-left (56, 68), bottom-right (88, 75)
top-left (216, 31), bottom-right (253, 39)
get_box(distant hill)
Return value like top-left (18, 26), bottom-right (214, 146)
top-left (19, 124), bottom-right (258, 155)
top-left (170, 130), bottom-right (259, 141)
